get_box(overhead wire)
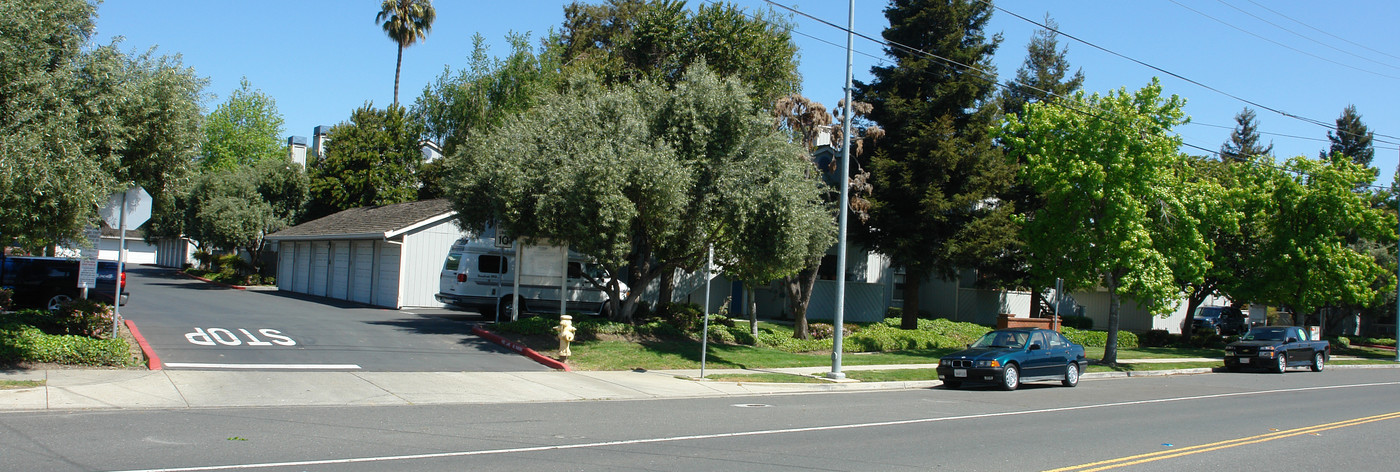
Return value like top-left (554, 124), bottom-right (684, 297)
top-left (1213, 0), bottom-right (1400, 73)
top-left (750, 0), bottom-right (1394, 191)
top-left (1243, 0), bottom-right (1400, 63)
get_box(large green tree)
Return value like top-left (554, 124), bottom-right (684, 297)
top-left (412, 33), bottom-right (561, 158)
top-left (999, 80), bottom-right (1208, 365)
top-left (1220, 108), bottom-right (1273, 162)
top-left (376, 0), bottom-right (436, 105)
top-left (1250, 154), bottom-right (1393, 324)
top-left (1, 0), bottom-right (204, 250)
top-left (556, 0), bottom-right (799, 107)
top-left (184, 159), bottom-right (307, 275)
top-left (199, 78), bottom-right (285, 171)
top-left (445, 66), bottom-right (828, 323)
top-left (1323, 105), bottom-right (1375, 169)
top-left (305, 104), bottom-right (422, 221)
top-left (993, 14), bottom-right (1086, 318)
top-left (853, 0), bottom-right (1013, 329)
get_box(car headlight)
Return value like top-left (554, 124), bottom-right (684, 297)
top-left (975, 360), bottom-right (1001, 368)
top-left (1258, 346), bottom-right (1274, 351)
top-left (1224, 347), bottom-right (1236, 354)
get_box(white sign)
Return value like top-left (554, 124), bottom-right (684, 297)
top-left (77, 227), bottom-right (102, 289)
top-left (100, 186), bottom-right (152, 230)
top-left (185, 328), bottom-right (296, 346)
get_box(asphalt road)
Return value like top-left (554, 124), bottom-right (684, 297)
top-left (3, 367), bottom-right (1398, 471)
top-left (120, 266), bottom-right (546, 372)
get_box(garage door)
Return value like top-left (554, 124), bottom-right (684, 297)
top-left (277, 245), bottom-right (294, 291)
top-left (293, 242), bottom-right (311, 293)
top-left (350, 241), bottom-right (374, 304)
top-left (329, 241), bottom-right (350, 300)
top-left (375, 243), bottom-right (400, 308)
top-left (310, 242), bottom-right (329, 296)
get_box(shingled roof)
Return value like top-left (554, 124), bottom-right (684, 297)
top-left (266, 199), bottom-right (457, 241)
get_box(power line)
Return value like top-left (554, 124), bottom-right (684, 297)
top-left (1167, 0), bottom-right (1400, 79)
top-left (1214, 0), bottom-right (1400, 73)
top-left (1186, 121), bottom-right (1400, 152)
top-left (1243, 0), bottom-right (1400, 63)
top-left (751, 1), bottom-right (1392, 190)
top-left (976, 0), bottom-right (1400, 144)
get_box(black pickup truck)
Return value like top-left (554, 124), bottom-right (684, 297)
top-left (1, 254), bottom-right (129, 310)
top-left (1223, 326), bottom-right (1329, 373)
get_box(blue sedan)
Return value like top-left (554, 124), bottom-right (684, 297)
top-left (936, 327), bottom-right (1089, 391)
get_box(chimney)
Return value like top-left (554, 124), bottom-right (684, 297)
top-left (287, 136), bottom-right (308, 167)
top-left (312, 125), bottom-right (331, 160)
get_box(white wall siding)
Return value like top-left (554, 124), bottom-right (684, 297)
top-left (375, 242), bottom-right (401, 308)
top-left (398, 223), bottom-right (466, 307)
top-left (309, 242), bottom-right (329, 297)
top-left (350, 241), bottom-right (374, 304)
top-left (277, 245), bottom-right (294, 291)
top-left (156, 238), bottom-right (196, 268)
top-left (329, 241), bottom-right (350, 300)
top-left (293, 242), bottom-right (311, 294)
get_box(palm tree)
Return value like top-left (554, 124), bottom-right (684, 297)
top-left (376, 0), bottom-right (436, 106)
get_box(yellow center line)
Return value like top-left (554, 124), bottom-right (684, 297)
top-left (1046, 411), bottom-right (1400, 472)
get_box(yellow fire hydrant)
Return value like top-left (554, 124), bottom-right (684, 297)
top-left (555, 315), bottom-right (576, 359)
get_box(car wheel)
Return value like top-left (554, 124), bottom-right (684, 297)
top-left (496, 296), bottom-right (517, 322)
top-left (46, 293), bottom-right (73, 311)
top-left (1000, 364), bottom-right (1020, 391)
top-left (1273, 353), bottom-right (1287, 373)
top-left (943, 380), bottom-right (961, 389)
top-left (1062, 363), bottom-right (1080, 387)
top-left (1311, 352), bottom-right (1325, 372)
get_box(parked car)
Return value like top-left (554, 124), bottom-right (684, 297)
top-left (1183, 305), bottom-right (1250, 336)
top-left (937, 327), bottom-right (1088, 391)
top-left (1223, 326), bottom-right (1329, 373)
top-left (0, 254), bottom-right (129, 310)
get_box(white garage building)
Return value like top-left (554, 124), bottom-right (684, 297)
top-left (265, 199), bottom-right (465, 309)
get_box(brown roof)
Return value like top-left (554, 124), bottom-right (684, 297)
top-left (266, 199), bottom-right (456, 240)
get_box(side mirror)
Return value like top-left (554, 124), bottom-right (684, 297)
top-left (1029, 343), bottom-right (1042, 351)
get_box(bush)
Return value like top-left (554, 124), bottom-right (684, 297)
top-left (1354, 337), bottom-right (1396, 347)
top-left (1335, 336), bottom-right (1351, 349)
top-left (1180, 329), bottom-right (1226, 348)
top-left (654, 302), bottom-right (704, 332)
top-left (0, 288), bottom-right (11, 311)
top-left (0, 323), bottom-right (135, 366)
top-left (1138, 329), bottom-right (1176, 348)
top-left (55, 299), bottom-right (116, 339)
top-left (1059, 315), bottom-right (1094, 330)
top-left (885, 307), bottom-right (902, 319)
top-left (1062, 326), bottom-right (1138, 348)
top-left (807, 323), bottom-right (852, 341)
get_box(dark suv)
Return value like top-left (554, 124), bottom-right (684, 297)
top-left (1, 255), bottom-right (129, 310)
top-left (1185, 305), bottom-right (1249, 336)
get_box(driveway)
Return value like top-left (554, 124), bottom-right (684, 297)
top-left (120, 266), bottom-right (548, 372)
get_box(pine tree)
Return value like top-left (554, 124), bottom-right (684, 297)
top-left (854, 0), bottom-right (1012, 329)
top-left (1001, 15), bottom-right (1083, 119)
top-left (1324, 105), bottom-right (1375, 168)
top-left (1220, 107), bottom-right (1273, 162)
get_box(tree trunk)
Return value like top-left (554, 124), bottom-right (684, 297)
top-left (1102, 271), bottom-right (1120, 366)
top-left (786, 264), bottom-right (819, 340)
top-left (1180, 285), bottom-right (1209, 344)
top-left (747, 285), bottom-right (758, 336)
top-left (901, 269), bottom-right (921, 330)
top-left (657, 267), bottom-right (676, 308)
top-left (392, 45), bottom-right (404, 106)
top-left (1028, 286), bottom-right (1043, 318)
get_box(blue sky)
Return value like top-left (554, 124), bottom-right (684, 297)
top-left (94, 0), bottom-right (1399, 185)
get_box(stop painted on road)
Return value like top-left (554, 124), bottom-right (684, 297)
top-left (186, 328), bottom-right (296, 347)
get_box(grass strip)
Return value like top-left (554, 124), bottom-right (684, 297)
top-left (1, 379), bottom-right (45, 390)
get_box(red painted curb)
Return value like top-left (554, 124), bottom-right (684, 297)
top-left (471, 326), bottom-right (570, 371)
top-left (124, 319), bottom-right (162, 370)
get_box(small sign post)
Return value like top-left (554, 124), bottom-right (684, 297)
top-left (77, 227), bottom-right (102, 298)
top-left (100, 187), bottom-right (152, 336)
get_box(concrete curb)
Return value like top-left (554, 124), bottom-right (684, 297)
top-left (472, 326), bottom-right (570, 371)
top-left (122, 319), bottom-right (162, 370)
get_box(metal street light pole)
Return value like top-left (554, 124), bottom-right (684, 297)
top-left (828, 0), bottom-right (855, 380)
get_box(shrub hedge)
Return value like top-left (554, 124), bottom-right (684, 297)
top-left (1061, 326), bottom-right (1139, 348)
top-left (0, 323), bottom-right (135, 366)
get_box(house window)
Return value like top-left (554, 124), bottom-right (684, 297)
top-left (892, 268), bottom-right (906, 301)
top-left (817, 254), bottom-right (839, 280)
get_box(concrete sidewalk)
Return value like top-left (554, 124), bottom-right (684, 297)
top-left (1, 358), bottom-right (1391, 411)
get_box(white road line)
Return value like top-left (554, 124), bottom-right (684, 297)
top-left (161, 363), bottom-right (362, 370)
top-left (105, 380), bottom-right (1400, 472)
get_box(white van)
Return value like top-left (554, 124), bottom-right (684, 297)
top-left (435, 236), bottom-right (625, 320)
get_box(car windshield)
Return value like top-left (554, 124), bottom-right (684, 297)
top-left (971, 331), bottom-right (1029, 349)
top-left (1194, 307), bottom-right (1222, 320)
top-left (1242, 328), bottom-right (1287, 341)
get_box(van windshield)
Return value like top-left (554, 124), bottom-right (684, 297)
top-left (443, 253), bottom-right (463, 271)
